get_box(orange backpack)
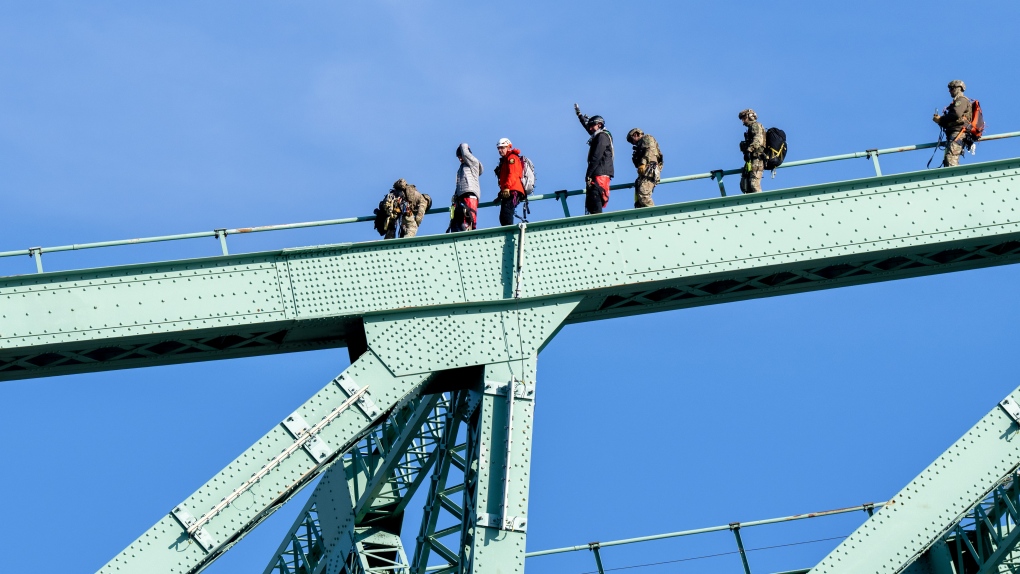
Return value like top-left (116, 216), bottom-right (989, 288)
top-left (965, 99), bottom-right (985, 141)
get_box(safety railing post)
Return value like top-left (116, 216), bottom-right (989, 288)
top-left (867, 149), bottom-right (883, 176)
top-left (28, 247), bottom-right (43, 273)
top-left (214, 229), bottom-right (229, 255)
top-left (588, 542), bottom-right (606, 574)
top-left (864, 503), bottom-right (875, 517)
top-left (555, 190), bottom-right (571, 217)
top-left (711, 170), bottom-right (727, 197)
top-left (730, 523), bottom-right (752, 574)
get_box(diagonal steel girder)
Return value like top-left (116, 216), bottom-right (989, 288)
top-left (263, 391), bottom-right (456, 574)
top-left (98, 299), bottom-right (579, 574)
top-left (811, 388), bottom-right (1020, 574)
top-left (6, 159), bottom-right (1020, 381)
top-left (898, 470), bottom-right (1020, 574)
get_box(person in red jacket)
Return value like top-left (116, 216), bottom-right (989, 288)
top-left (494, 137), bottom-right (525, 226)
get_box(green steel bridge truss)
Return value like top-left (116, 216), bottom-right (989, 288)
top-left (5, 157), bottom-right (1020, 573)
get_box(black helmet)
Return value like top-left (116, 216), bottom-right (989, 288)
top-left (586, 115), bottom-right (605, 128)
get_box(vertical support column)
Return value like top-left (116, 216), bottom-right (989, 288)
top-left (867, 150), bottom-right (882, 177)
top-left (588, 543), bottom-right (607, 574)
top-left (458, 358), bottom-right (537, 574)
top-left (215, 229), bottom-right (230, 255)
top-left (28, 247), bottom-right (43, 273)
top-left (711, 170), bottom-right (727, 197)
top-left (555, 190), bottom-right (571, 217)
top-left (730, 523), bottom-right (752, 574)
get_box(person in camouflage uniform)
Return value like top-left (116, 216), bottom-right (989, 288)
top-left (383, 178), bottom-right (429, 239)
top-left (933, 80), bottom-right (972, 167)
top-left (627, 128), bottom-right (662, 208)
top-left (738, 109), bottom-right (765, 194)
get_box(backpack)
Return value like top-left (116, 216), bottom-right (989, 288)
top-left (763, 127), bottom-right (788, 171)
top-left (422, 193), bottom-right (433, 211)
top-left (373, 198), bottom-right (394, 236)
top-left (965, 99), bottom-right (985, 142)
top-left (520, 155), bottom-right (536, 195)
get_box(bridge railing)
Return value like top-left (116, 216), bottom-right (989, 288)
top-left (426, 501), bottom-right (883, 574)
top-left (2, 132), bottom-right (1018, 275)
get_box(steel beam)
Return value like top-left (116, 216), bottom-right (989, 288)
top-left (457, 360), bottom-right (538, 574)
top-left (264, 392), bottom-right (449, 574)
top-left (100, 300), bottom-right (577, 573)
top-left (411, 403), bottom-right (468, 574)
top-left (811, 387), bottom-right (1020, 573)
top-left (262, 462), bottom-right (355, 574)
top-left (6, 160), bottom-right (1020, 380)
top-left (99, 351), bottom-right (431, 574)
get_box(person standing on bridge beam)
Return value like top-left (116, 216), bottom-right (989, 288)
top-left (494, 138), bottom-right (525, 226)
top-left (738, 108), bottom-right (766, 194)
top-left (383, 178), bottom-right (430, 239)
top-left (450, 143), bottom-right (482, 232)
top-left (575, 103), bottom-right (614, 214)
top-left (627, 128), bottom-right (663, 208)
top-left (933, 80), bottom-right (972, 168)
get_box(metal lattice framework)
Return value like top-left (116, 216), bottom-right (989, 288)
top-left (942, 471), bottom-right (1020, 573)
top-left (7, 158), bottom-right (1020, 573)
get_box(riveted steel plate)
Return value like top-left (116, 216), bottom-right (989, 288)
top-left (812, 384), bottom-right (1020, 573)
top-left (5, 160), bottom-right (1020, 381)
top-left (364, 298), bottom-right (580, 376)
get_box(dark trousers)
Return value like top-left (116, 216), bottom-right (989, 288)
top-left (499, 191), bottom-right (522, 226)
top-left (450, 195), bottom-right (478, 232)
top-left (585, 175), bottom-right (611, 214)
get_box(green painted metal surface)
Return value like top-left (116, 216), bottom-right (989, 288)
top-left (9, 156), bottom-right (1020, 573)
top-left (810, 386), bottom-right (1020, 573)
top-left (4, 159), bottom-right (1020, 381)
top-left (457, 359), bottom-right (537, 574)
top-left (98, 350), bottom-right (431, 574)
top-left (98, 300), bottom-right (576, 574)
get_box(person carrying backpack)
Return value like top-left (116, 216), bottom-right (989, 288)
top-left (380, 178), bottom-right (430, 239)
top-left (574, 104), bottom-right (614, 214)
top-left (932, 80), bottom-right (973, 167)
top-left (450, 143), bottom-right (482, 232)
top-left (494, 138), bottom-right (525, 226)
top-left (738, 108), bottom-right (766, 194)
top-left (627, 128), bottom-right (662, 208)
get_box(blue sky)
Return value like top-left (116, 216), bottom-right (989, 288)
top-left (2, 2), bottom-right (1020, 572)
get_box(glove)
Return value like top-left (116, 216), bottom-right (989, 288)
top-left (498, 189), bottom-right (511, 200)
top-left (932, 113), bottom-right (941, 124)
top-left (739, 141), bottom-right (748, 153)
top-left (574, 103), bottom-right (581, 115)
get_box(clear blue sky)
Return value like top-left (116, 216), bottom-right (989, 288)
top-left (2, 2), bottom-right (1020, 573)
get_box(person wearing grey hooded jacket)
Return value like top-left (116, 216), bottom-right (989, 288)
top-left (449, 143), bottom-right (483, 232)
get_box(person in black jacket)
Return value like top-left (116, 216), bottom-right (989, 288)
top-left (574, 103), bottom-right (614, 214)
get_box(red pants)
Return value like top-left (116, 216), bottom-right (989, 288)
top-left (586, 175), bottom-right (611, 214)
top-left (451, 195), bottom-right (478, 232)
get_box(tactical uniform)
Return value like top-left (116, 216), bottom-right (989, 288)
top-left (380, 190), bottom-right (403, 239)
top-left (936, 81), bottom-right (972, 167)
top-left (628, 128), bottom-right (662, 208)
top-left (739, 110), bottom-right (765, 194)
top-left (384, 179), bottom-right (428, 239)
top-left (575, 108), bottom-right (614, 214)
